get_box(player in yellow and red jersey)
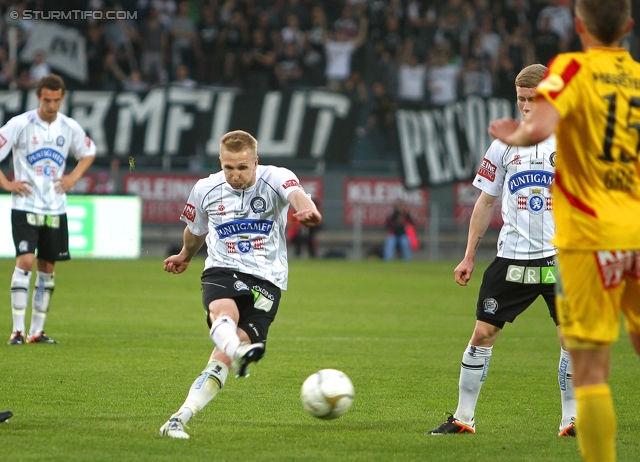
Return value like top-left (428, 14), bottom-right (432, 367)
top-left (488, 1), bottom-right (640, 461)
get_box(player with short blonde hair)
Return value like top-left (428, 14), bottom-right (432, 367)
top-left (429, 64), bottom-right (576, 437)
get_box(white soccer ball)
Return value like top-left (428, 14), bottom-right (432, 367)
top-left (300, 369), bottom-right (355, 420)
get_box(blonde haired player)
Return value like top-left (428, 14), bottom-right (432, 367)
top-left (428, 64), bottom-right (575, 437)
top-left (159, 130), bottom-right (321, 439)
top-left (490, 1), bottom-right (640, 460)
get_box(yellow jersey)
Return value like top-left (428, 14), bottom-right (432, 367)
top-left (537, 48), bottom-right (640, 250)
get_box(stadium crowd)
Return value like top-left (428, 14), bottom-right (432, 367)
top-left (2, 0), bottom-right (639, 100)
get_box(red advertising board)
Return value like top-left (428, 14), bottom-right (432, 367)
top-left (123, 173), bottom-right (202, 223)
top-left (454, 182), bottom-right (503, 228)
top-left (343, 178), bottom-right (429, 227)
top-left (123, 173), bottom-right (324, 224)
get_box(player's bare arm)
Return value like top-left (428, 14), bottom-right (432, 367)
top-left (454, 192), bottom-right (497, 286)
top-left (164, 227), bottom-right (207, 274)
top-left (489, 99), bottom-right (560, 147)
top-left (0, 170), bottom-right (32, 196)
top-left (54, 155), bottom-right (96, 194)
top-left (288, 189), bottom-right (322, 227)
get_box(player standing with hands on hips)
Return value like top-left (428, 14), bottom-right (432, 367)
top-left (489, 1), bottom-right (640, 460)
top-left (428, 64), bottom-right (576, 437)
top-left (160, 130), bottom-right (322, 439)
top-left (0, 74), bottom-right (96, 345)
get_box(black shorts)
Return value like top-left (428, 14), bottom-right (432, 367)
top-left (476, 256), bottom-right (557, 328)
top-left (201, 267), bottom-right (281, 344)
top-left (11, 210), bottom-right (70, 262)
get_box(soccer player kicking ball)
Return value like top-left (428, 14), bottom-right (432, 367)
top-left (489, 1), bottom-right (640, 460)
top-left (159, 130), bottom-right (322, 439)
top-left (428, 64), bottom-right (576, 437)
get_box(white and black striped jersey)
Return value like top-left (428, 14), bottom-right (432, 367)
top-left (0, 109), bottom-right (97, 214)
top-left (472, 135), bottom-right (557, 259)
top-left (180, 165), bottom-right (304, 290)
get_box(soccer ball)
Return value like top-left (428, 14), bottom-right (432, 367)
top-left (300, 369), bottom-right (355, 420)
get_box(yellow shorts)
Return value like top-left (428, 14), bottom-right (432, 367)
top-left (556, 250), bottom-right (640, 346)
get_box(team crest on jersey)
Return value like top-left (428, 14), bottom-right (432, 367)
top-left (477, 158), bottom-right (497, 182)
top-left (56, 136), bottom-right (64, 146)
top-left (250, 196), bottom-right (267, 213)
top-left (237, 240), bottom-right (252, 253)
top-left (181, 203), bottom-right (196, 222)
top-left (483, 298), bottom-right (498, 314)
top-left (0, 133), bottom-right (7, 148)
top-left (517, 189), bottom-right (552, 214)
top-left (550, 152), bottom-right (556, 167)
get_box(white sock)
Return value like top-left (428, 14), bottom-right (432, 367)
top-left (10, 267), bottom-right (31, 333)
top-left (29, 272), bottom-right (54, 337)
top-left (209, 316), bottom-right (240, 358)
top-left (558, 348), bottom-right (576, 428)
top-left (172, 360), bottom-right (229, 424)
top-left (454, 344), bottom-right (493, 425)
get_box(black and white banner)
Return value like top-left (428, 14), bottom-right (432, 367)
top-left (0, 88), bottom-right (360, 163)
top-left (397, 96), bottom-right (517, 188)
top-left (20, 23), bottom-right (88, 82)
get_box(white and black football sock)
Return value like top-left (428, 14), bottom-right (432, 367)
top-left (10, 267), bottom-right (31, 334)
top-left (558, 348), bottom-right (576, 428)
top-left (173, 360), bottom-right (229, 424)
top-left (454, 343), bottom-right (493, 425)
top-left (29, 271), bottom-right (54, 337)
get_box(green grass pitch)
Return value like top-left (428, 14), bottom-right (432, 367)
top-left (1, 258), bottom-right (639, 461)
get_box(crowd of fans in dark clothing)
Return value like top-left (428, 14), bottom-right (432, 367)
top-left (1, 0), bottom-right (639, 159)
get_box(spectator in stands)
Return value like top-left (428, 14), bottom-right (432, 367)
top-left (219, 10), bottom-right (250, 85)
top-left (170, 0), bottom-right (198, 71)
top-left (86, 25), bottom-right (109, 90)
top-left (302, 36), bottom-right (325, 87)
top-left (0, 46), bottom-right (17, 90)
top-left (534, 15), bottom-right (561, 66)
top-left (104, 53), bottom-right (150, 93)
top-left (370, 39), bottom-right (398, 99)
top-left (357, 81), bottom-right (397, 159)
top-left (427, 48), bottom-right (461, 106)
top-left (323, 16), bottom-right (368, 92)
top-left (476, 16), bottom-right (502, 67)
top-left (172, 64), bottom-right (197, 88)
top-left (459, 56), bottom-right (492, 98)
top-left (535, 0), bottom-right (574, 51)
top-left (274, 42), bottom-right (304, 90)
top-left (197, 4), bottom-right (222, 85)
top-left (501, 24), bottom-right (534, 74)
top-left (280, 13), bottom-right (305, 54)
top-left (242, 28), bottom-right (276, 91)
top-left (22, 52), bottom-right (51, 89)
top-left (151, 0), bottom-right (177, 28)
top-left (397, 43), bottom-right (428, 109)
top-left (333, 5), bottom-right (359, 40)
top-left (140, 7), bottom-right (169, 85)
